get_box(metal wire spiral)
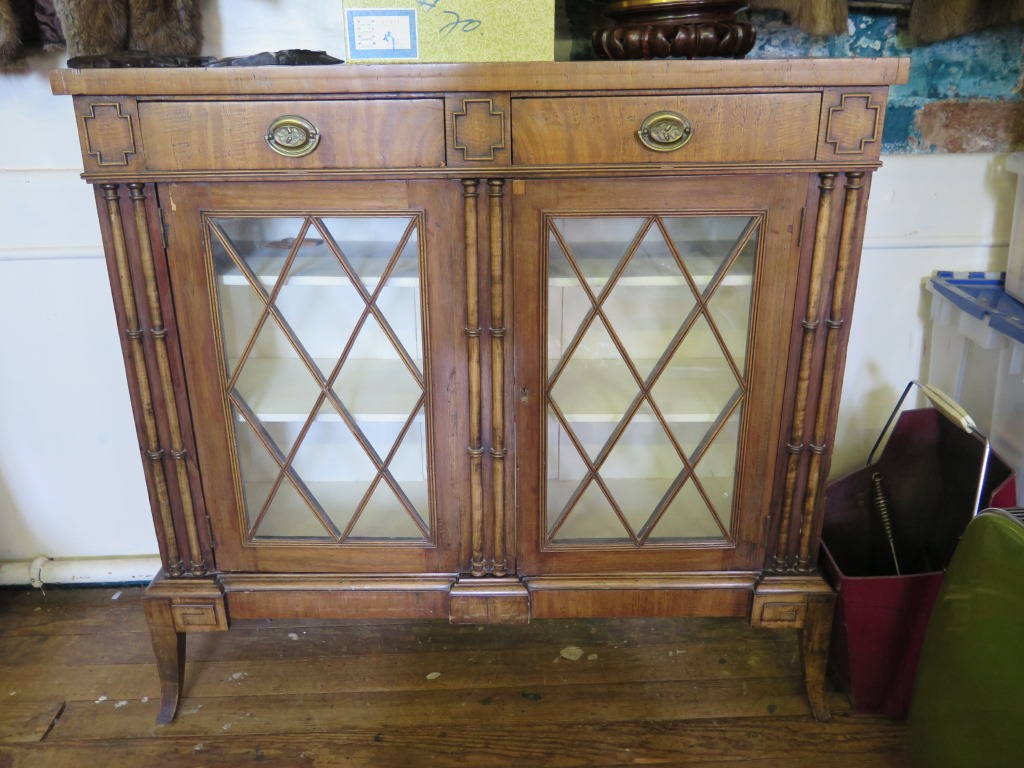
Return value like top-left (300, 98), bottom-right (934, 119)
top-left (871, 472), bottom-right (901, 575)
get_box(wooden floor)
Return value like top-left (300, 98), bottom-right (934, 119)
top-left (0, 585), bottom-right (907, 767)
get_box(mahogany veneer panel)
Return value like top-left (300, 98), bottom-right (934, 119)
top-left (138, 99), bottom-right (446, 171)
top-left (512, 94), bottom-right (821, 165)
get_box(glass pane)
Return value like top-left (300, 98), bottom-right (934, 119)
top-left (374, 237), bottom-right (424, 370)
top-left (547, 406), bottom-right (590, 535)
top-left (274, 248), bottom-right (360, 377)
top-left (387, 406), bottom-right (429, 486)
top-left (550, 321), bottom-right (637, 423)
top-left (291, 403), bottom-right (377, 534)
top-left (212, 213), bottom-right (430, 543)
top-left (233, 320), bottom-right (319, 430)
top-left (603, 227), bottom-right (698, 381)
top-left (333, 318), bottom-right (422, 427)
top-left (691, 410), bottom-right (741, 526)
top-left (547, 238), bottom-right (593, 370)
top-left (648, 480), bottom-right (725, 542)
top-left (212, 217), bottom-right (312, 290)
top-left (552, 481), bottom-right (629, 544)
top-left (320, 216), bottom-right (415, 291)
top-left (348, 481), bottom-right (426, 542)
top-left (234, 411), bottom-right (287, 535)
top-left (706, 231), bottom-right (757, 368)
top-left (601, 402), bottom-right (684, 536)
top-left (651, 315), bottom-right (740, 455)
top-left (663, 216), bottom-right (753, 294)
top-left (254, 477), bottom-right (334, 540)
top-left (550, 217), bottom-right (646, 291)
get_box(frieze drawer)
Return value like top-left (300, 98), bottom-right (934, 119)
top-left (511, 93), bottom-right (821, 166)
top-left (137, 99), bottom-right (447, 172)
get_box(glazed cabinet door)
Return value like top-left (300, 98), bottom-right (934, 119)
top-left (514, 176), bottom-right (805, 575)
top-left (162, 180), bottom-right (468, 573)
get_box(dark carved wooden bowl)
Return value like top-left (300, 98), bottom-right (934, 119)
top-left (593, 0), bottom-right (756, 60)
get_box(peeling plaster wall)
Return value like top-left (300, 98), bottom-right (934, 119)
top-left (754, 11), bottom-right (1024, 153)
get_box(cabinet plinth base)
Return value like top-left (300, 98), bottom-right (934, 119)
top-left (449, 576), bottom-right (530, 624)
top-left (752, 574), bottom-right (835, 722)
top-left (525, 573), bottom-right (758, 619)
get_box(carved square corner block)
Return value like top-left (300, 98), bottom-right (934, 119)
top-left (817, 89), bottom-right (885, 161)
top-left (448, 94), bottom-right (510, 165)
top-left (170, 598), bottom-right (229, 632)
top-left (79, 100), bottom-right (139, 168)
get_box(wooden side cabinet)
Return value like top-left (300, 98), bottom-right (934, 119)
top-left (52, 58), bottom-right (909, 724)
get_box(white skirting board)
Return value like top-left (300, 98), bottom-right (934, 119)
top-left (0, 557), bottom-right (162, 587)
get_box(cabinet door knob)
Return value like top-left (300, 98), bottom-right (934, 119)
top-left (637, 111), bottom-right (694, 152)
top-left (265, 115), bottom-right (321, 157)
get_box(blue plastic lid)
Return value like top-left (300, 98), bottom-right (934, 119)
top-left (930, 272), bottom-right (1024, 343)
top-left (989, 307), bottom-right (1024, 344)
top-left (929, 272), bottom-right (1013, 319)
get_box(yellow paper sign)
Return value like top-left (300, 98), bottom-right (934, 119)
top-left (343, 1), bottom-right (554, 62)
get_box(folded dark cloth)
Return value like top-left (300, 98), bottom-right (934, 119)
top-left (66, 48), bottom-right (343, 69)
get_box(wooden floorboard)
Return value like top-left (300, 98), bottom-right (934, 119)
top-left (0, 585), bottom-right (908, 767)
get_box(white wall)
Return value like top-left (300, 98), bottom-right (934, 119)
top-left (834, 153), bottom-right (1015, 474)
top-left (0, 2), bottom-right (1015, 567)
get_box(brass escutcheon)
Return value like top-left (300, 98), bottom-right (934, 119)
top-left (266, 115), bottom-right (320, 157)
top-left (637, 111), bottom-right (694, 152)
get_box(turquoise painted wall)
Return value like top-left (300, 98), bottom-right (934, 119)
top-left (753, 11), bottom-right (1023, 153)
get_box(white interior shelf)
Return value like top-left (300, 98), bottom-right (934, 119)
top-left (550, 358), bottom-right (740, 422)
top-left (218, 243), bottom-right (420, 288)
top-left (231, 357), bottom-right (425, 422)
top-left (546, 475), bottom-right (734, 542)
top-left (549, 243), bottom-right (753, 289)
top-left (245, 479), bottom-right (430, 540)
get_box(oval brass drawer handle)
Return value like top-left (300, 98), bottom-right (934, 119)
top-left (637, 111), bottom-right (694, 152)
top-left (266, 115), bottom-right (320, 157)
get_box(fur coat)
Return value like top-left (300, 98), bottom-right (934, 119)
top-left (1, 0), bottom-right (201, 69)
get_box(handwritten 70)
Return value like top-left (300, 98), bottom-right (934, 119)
top-left (415, 0), bottom-right (483, 36)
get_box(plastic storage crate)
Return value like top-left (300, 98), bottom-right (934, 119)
top-left (1004, 153), bottom-right (1024, 304)
top-left (926, 272), bottom-right (1024, 505)
top-left (821, 382), bottom-right (1017, 718)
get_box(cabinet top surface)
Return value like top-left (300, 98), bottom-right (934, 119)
top-left (51, 57), bottom-right (910, 97)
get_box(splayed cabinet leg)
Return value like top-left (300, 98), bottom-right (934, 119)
top-left (752, 575), bottom-right (835, 722)
top-left (801, 591), bottom-right (835, 722)
top-left (144, 575), bottom-right (228, 724)
top-left (143, 596), bottom-right (185, 725)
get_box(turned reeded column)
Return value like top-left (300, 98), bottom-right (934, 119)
top-left (773, 173), bottom-right (836, 573)
top-left (796, 172), bottom-right (865, 572)
top-left (102, 183), bottom-right (184, 577)
top-left (488, 179), bottom-right (508, 577)
top-left (463, 179), bottom-right (487, 576)
top-left (126, 183), bottom-right (206, 576)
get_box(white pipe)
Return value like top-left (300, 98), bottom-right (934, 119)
top-left (0, 556), bottom-right (162, 587)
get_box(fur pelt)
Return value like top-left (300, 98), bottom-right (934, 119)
top-left (748, 0), bottom-right (848, 37)
top-left (910, 0), bottom-right (1024, 43)
top-left (55, 0), bottom-right (201, 57)
top-left (1, 0), bottom-right (201, 68)
top-left (127, 0), bottom-right (201, 56)
top-left (752, 0), bottom-right (1024, 41)
top-left (53, 0), bottom-right (126, 58)
top-left (0, 0), bottom-right (20, 66)
top-left (2, 0), bottom-right (65, 69)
